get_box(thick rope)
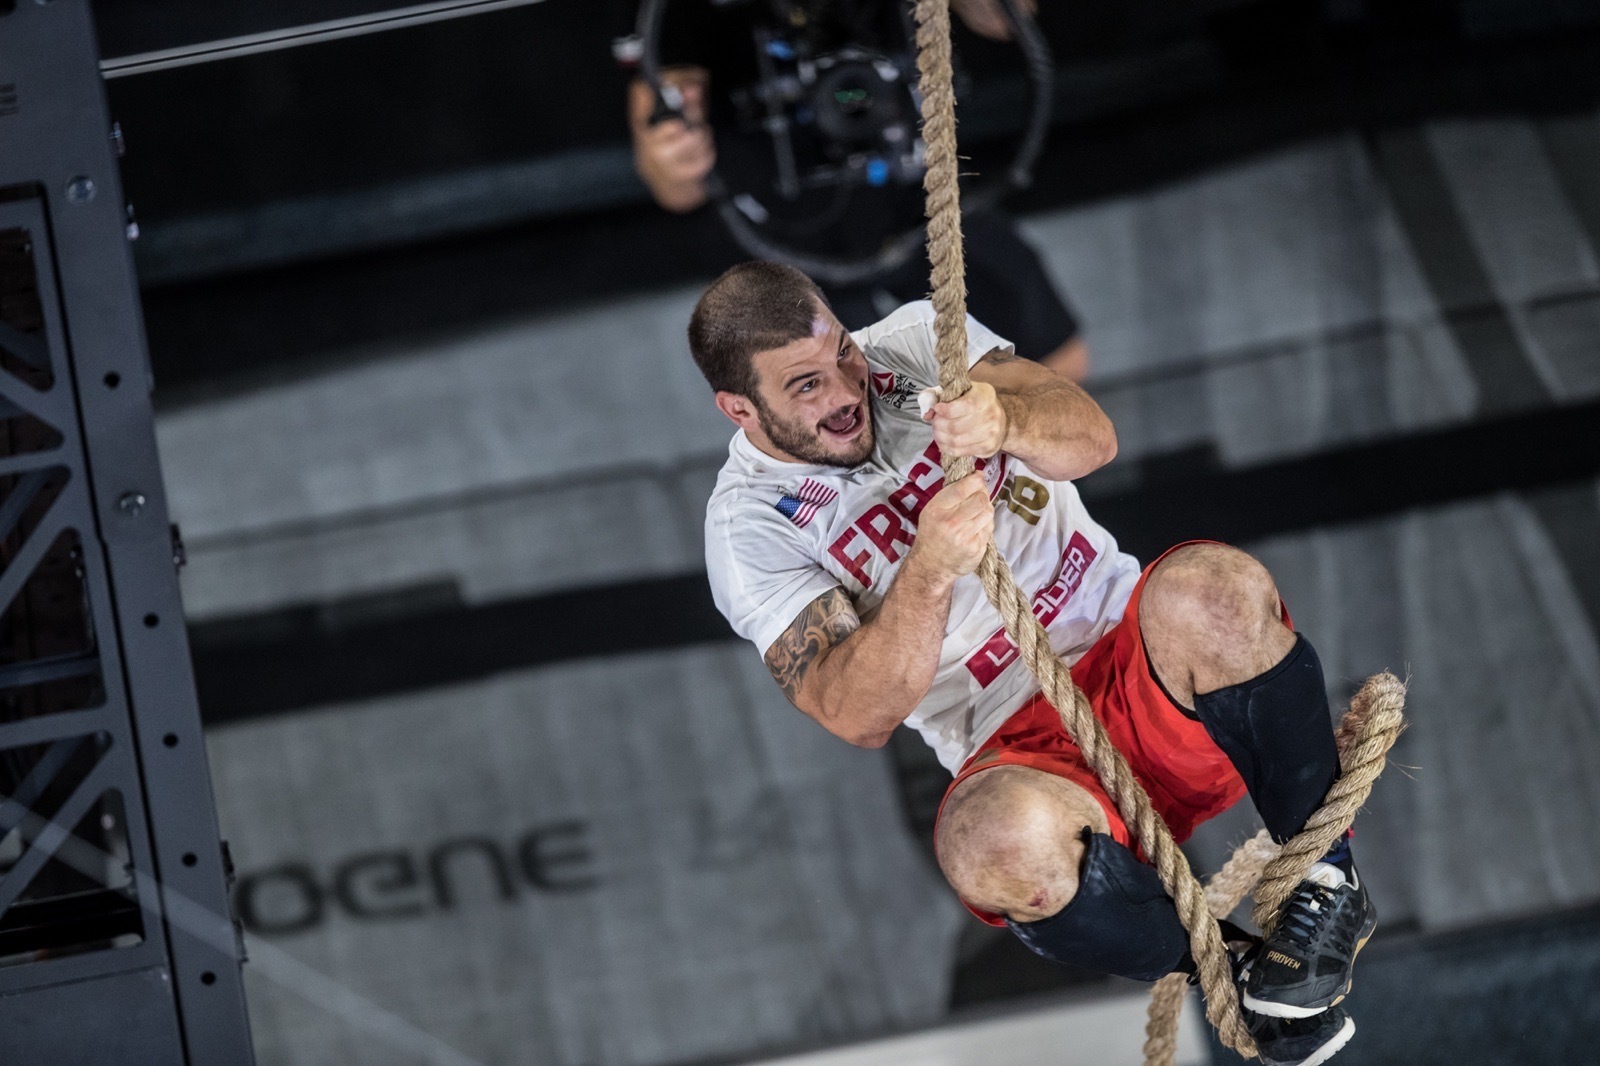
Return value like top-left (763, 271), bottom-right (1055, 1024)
top-left (1254, 673), bottom-right (1407, 931)
top-left (1144, 830), bottom-right (1277, 1066)
top-left (1141, 674), bottom-right (1407, 1065)
top-left (911, 3), bottom-right (1408, 1058)
top-left (911, 0), bottom-right (1254, 1053)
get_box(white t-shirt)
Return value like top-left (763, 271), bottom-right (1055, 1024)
top-left (705, 301), bottom-right (1141, 773)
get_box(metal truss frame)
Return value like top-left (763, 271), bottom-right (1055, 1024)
top-left (0, 1), bottom-right (255, 1061)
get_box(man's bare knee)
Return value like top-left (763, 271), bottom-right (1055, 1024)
top-left (937, 765), bottom-right (1109, 923)
top-left (1145, 544), bottom-right (1279, 635)
top-left (1141, 543), bottom-right (1295, 705)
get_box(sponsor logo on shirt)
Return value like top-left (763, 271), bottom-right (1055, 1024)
top-left (964, 532), bottom-right (1100, 687)
top-left (774, 478), bottom-right (839, 528)
top-left (869, 369), bottom-right (919, 409)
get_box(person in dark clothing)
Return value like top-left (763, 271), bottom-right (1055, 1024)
top-left (626, 0), bottom-right (1089, 379)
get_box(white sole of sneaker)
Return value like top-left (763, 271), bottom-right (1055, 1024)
top-left (1296, 1014), bottom-right (1355, 1066)
top-left (1241, 992), bottom-right (1330, 1019)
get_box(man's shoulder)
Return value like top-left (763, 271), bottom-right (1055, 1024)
top-left (708, 443), bottom-right (779, 514)
top-left (852, 301), bottom-right (936, 348)
top-left (705, 456), bottom-right (845, 583)
top-left (707, 439), bottom-right (834, 532)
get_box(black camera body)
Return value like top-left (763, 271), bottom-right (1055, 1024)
top-left (631, 0), bottom-right (1052, 284)
top-left (729, 8), bottom-right (925, 200)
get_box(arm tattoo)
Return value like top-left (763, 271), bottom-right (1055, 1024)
top-left (763, 587), bottom-right (861, 708)
top-left (979, 347), bottom-right (1021, 366)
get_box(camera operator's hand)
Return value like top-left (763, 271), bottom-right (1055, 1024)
top-left (951, 0), bottom-right (1036, 40)
top-left (628, 66), bottom-right (716, 214)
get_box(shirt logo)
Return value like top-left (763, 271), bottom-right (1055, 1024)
top-left (775, 478), bottom-right (838, 528)
top-left (870, 370), bottom-right (918, 409)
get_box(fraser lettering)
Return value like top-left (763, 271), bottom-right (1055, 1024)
top-left (965, 533), bottom-right (1099, 686)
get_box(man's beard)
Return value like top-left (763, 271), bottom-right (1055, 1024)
top-left (753, 395), bottom-right (875, 468)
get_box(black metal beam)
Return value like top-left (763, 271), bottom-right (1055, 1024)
top-left (0, 2), bottom-right (254, 1061)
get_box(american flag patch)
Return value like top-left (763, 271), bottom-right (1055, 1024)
top-left (774, 478), bottom-right (838, 528)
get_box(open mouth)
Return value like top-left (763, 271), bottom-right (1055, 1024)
top-left (819, 404), bottom-right (865, 442)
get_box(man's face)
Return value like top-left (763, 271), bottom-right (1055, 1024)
top-left (717, 308), bottom-right (875, 468)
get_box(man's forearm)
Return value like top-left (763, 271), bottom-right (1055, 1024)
top-left (764, 473), bottom-right (992, 747)
top-left (963, 347), bottom-right (1116, 481)
top-left (997, 379), bottom-right (1116, 481)
top-left (805, 556), bottom-right (956, 747)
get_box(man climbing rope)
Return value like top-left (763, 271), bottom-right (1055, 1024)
top-left (691, 261), bottom-right (1375, 1066)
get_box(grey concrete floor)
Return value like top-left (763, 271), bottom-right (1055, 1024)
top-left (171, 112), bottom-right (1600, 1065)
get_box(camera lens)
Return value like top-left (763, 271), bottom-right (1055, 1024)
top-left (813, 58), bottom-right (898, 145)
top-left (833, 86), bottom-right (871, 114)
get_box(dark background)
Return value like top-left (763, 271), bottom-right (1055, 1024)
top-left (78, 2), bottom-right (1600, 1062)
top-left (98, 1), bottom-right (1600, 400)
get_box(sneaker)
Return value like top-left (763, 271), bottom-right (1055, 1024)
top-left (1247, 1003), bottom-right (1356, 1066)
top-left (1241, 859), bottom-right (1376, 1018)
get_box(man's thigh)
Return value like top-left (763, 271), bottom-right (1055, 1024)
top-left (1074, 543), bottom-right (1252, 836)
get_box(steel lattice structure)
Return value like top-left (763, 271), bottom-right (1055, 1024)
top-left (0, 1), bottom-right (255, 1060)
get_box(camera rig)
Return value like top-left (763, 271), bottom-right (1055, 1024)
top-left (632, 0), bottom-right (1053, 285)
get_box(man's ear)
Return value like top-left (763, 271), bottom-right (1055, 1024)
top-left (714, 390), bottom-right (761, 431)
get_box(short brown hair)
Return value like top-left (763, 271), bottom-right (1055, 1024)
top-left (687, 261), bottom-right (830, 396)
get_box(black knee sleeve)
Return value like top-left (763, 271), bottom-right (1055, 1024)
top-left (1192, 633), bottom-right (1339, 843)
top-left (1006, 831), bottom-right (1191, 982)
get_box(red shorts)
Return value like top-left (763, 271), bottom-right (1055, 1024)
top-left (937, 541), bottom-right (1289, 926)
